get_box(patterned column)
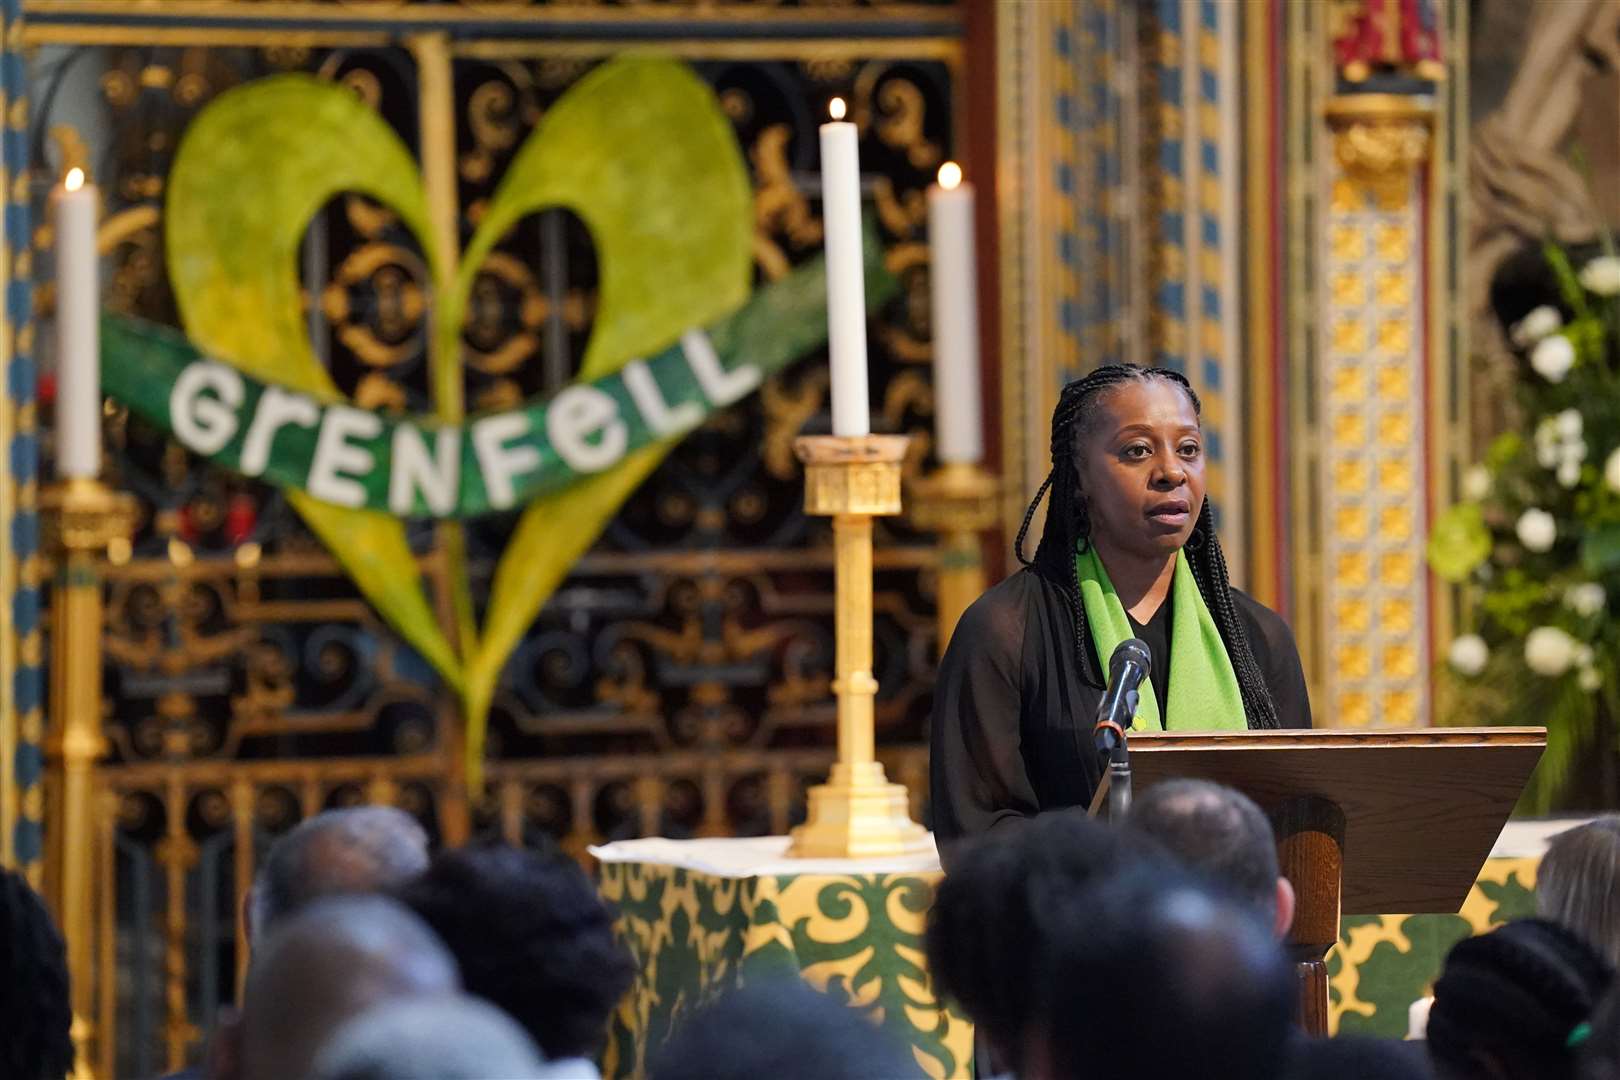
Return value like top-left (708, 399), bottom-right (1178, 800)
top-left (0, 0), bottom-right (42, 876)
top-left (1318, 94), bottom-right (1437, 728)
top-left (996, 0), bottom-right (1247, 567)
top-left (1145, 0), bottom-right (1244, 567)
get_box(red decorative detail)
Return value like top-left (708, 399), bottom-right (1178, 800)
top-left (1332, 0), bottom-right (1443, 84)
top-left (177, 504), bottom-right (199, 544)
top-left (224, 494), bottom-right (256, 546)
top-left (37, 370), bottom-right (56, 407)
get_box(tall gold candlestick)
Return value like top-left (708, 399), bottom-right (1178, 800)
top-left (41, 476), bottom-right (135, 1079)
top-left (788, 435), bottom-right (929, 858)
top-left (908, 462), bottom-right (1000, 655)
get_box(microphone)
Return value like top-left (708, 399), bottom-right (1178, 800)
top-left (1093, 638), bottom-right (1152, 755)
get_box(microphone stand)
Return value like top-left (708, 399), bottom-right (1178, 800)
top-left (1107, 738), bottom-right (1132, 819)
top-left (1085, 727), bottom-right (1133, 820)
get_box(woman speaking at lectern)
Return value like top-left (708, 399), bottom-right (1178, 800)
top-left (929, 365), bottom-right (1312, 857)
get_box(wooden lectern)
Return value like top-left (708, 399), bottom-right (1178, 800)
top-left (1116, 727), bottom-right (1546, 1035)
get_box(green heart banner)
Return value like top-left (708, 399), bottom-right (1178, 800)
top-left (102, 238), bottom-right (892, 520)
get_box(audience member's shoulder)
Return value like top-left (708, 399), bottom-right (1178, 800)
top-left (1282, 1034), bottom-right (1434, 1080)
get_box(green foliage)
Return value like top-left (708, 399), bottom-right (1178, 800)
top-left (1431, 242), bottom-right (1620, 809)
top-left (1428, 504), bottom-right (1491, 583)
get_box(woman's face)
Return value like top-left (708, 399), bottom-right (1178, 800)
top-left (1074, 378), bottom-right (1206, 561)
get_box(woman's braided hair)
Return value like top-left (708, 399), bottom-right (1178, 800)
top-left (1427, 917), bottom-right (1614, 1079)
top-left (1013, 364), bottom-right (1279, 729)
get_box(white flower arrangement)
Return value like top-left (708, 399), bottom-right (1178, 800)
top-left (1512, 304), bottom-right (1564, 346)
top-left (1447, 634), bottom-right (1489, 677)
top-left (1428, 246), bottom-right (1620, 809)
top-left (1525, 626), bottom-right (1578, 676)
top-left (1531, 335), bottom-right (1577, 382)
top-left (1578, 255), bottom-right (1620, 296)
top-left (1515, 508), bottom-right (1557, 552)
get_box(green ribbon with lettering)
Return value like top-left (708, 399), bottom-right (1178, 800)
top-left (102, 239), bottom-right (894, 519)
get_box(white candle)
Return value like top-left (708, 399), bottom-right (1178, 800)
top-left (53, 167), bottom-right (100, 479)
top-left (927, 162), bottom-right (983, 464)
top-left (820, 98), bottom-right (870, 438)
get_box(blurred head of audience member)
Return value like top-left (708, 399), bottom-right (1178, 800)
top-left (217, 895), bottom-right (459, 1080)
top-left (1021, 866), bottom-right (1296, 1080)
top-left (248, 806), bottom-right (430, 943)
top-left (0, 868), bottom-right (74, 1080)
top-left (396, 844), bottom-right (634, 1073)
top-left (1282, 1034), bottom-right (1436, 1080)
top-left (308, 994), bottom-right (548, 1080)
top-left (1539, 817), bottom-right (1620, 966)
top-left (1126, 778), bottom-right (1294, 937)
top-left (1578, 983), bottom-right (1620, 1080)
top-left (925, 811), bottom-right (1135, 1076)
top-left (648, 980), bottom-right (922, 1080)
top-left (1427, 917), bottom-right (1614, 1080)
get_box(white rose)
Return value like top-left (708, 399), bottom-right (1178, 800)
top-left (1531, 335), bottom-right (1577, 383)
top-left (1558, 459), bottom-right (1582, 488)
top-left (1566, 583), bottom-right (1607, 617)
top-left (1566, 439), bottom-right (1589, 464)
top-left (1525, 626), bottom-right (1578, 676)
top-left (1580, 666), bottom-right (1605, 692)
top-left (1537, 441), bottom-right (1560, 469)
top-left (1512, 305), bottom-right (1564, 347)
top-left (1447, 634), bottom-right (1489, 677)
top-left (1579, 255), bottom-right (1620, 297)
top-left (1606, 448), bottom-right (1620, 493)
top-left (1462, 465), bottom-right (1491, 501)
top-left (1557, 409), bottom-right (1584, 440)
top-left (1515, 508), bottom-right (1557, 553)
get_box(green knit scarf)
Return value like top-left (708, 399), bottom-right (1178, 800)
top-left (1075, 544), bottom-right (1246, 732)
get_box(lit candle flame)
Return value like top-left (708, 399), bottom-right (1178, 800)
top-left (64, 167), bottom-right (85, 193)
top-left (828, 97), bottom-right (847, 121)
top-left (937, 161), bottom-right (963, 191)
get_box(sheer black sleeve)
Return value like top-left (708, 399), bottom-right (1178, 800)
top-left (929, 575), bottom-right (1043, 859)
top-left (1234, 591), bottom-right (1313, 730)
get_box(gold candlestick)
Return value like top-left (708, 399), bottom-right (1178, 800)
top-left (788, 435), bottom-right (929, 858)
top-left (907, 462), bottom-right (999, 655)
top-left (41, 476), bottom-right (136, 1079)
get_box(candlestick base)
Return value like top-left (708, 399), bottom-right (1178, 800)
top-left (788, 762), bottom-right (932, 859)
top-left (907, 462), bottom-right (1000, 655)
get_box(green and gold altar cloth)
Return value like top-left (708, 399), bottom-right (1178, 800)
top-left (1329, 854), bottom-right (1540, 1038)
top-left (593, 836), bottom-right (972, 1080)
top-left (594, 823), bottom-right (1569, 1076)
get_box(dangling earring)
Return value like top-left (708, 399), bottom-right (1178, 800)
top-left (1185, 524), bottom-right (1207, 552)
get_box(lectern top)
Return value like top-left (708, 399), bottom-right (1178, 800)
top-left (1123, 726), bottom-right (1546, 915)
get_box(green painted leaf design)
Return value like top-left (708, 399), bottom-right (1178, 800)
top-left (165, 74), bottom-right (462, 689)
top-left (457, 60), bottom-right (754, 782)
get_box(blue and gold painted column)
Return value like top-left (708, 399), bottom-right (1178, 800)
top-left (996, 0), bottom-right (1248, 574)
top-left (0, 0), bottom-right (42, 878)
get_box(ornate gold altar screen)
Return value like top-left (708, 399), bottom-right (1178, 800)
top-left (0, 0), bottom-right (1486, 1074)
top-left (3, 4), bottom-right (993, 1075)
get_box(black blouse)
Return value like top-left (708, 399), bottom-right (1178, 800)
top-left (928, 567), bottom-right (1312, 864)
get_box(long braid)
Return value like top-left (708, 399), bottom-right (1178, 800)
top-left (1014, 364), bottom-right (1280, 728)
